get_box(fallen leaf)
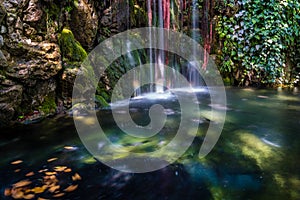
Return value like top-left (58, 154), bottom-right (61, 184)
top-left (4, 188), bottom-right (11, 196)
top-left (45, 171), bottom-right (57, 176)
top-left (38, 197), bottom-right (50, 200)
top-left (25, 172), bottom-right (35, 177)
top-left (13, 180), bottom-right (32, 188)
top-left (53, 192), bottom-right (65, 197)
top-left (64, 184), bottom-right (78, 192)
top-left (47, 158), bottom-right (58, 162)
top-left (39, 169), bottom-right (48, 173)
top-left (38, 198), bottom-right (49, 200)
top-left (31, 186), bottom-right (45, 194)
top-left (11, 160), bottom-right (23, 165)
top-left (11, 188), bottom-right (24, 199)
top-left (64, 168), bottom-right (72, 173)
top-left (48, 185), bottom-right (60, 193)
top-left (64, 146), bottom-right (77, 150)
top-left (23, 193), bottom-right (35, 199)
top-left (54, 166), bottom-right (67, 172)
top-left (72, 173), bottom-right (82, 181)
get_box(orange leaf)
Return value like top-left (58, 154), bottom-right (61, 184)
top-left (64, 168), bottom-right (72, 173)
top-left (64, 184), bottom-right (78, 192)
top-left (53, 192), bottom-right (65, 197)
top-left (11, 160), bottom-right (23, 165)
top-left (31, 186), bottom-right (45, 194)
top-left (13, 180), bottom-right (32, 188)
top-left (47, 158), bottom-right (58, 162)
top-left (23, 193), bottom-right (35, 199)
top-left (54, 166), bottom-right (67, 172)
top-left (48, 185), bottom-right (60, 193)
top-left (45, 172), bottom-right (57, 176)
top-left (4, 188), bottom-right (11, 196)
top-left (25, 172), bottom-right (35, 177)
top-left (72, 173), bottom-right (82, 181)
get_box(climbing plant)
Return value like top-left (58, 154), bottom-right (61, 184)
top-left (216, 0), bottom-right (300, 86)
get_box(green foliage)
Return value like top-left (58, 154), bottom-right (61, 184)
top-left (216, 0), bottom-right (300, 86)
top-left (58, 28), bottom-right (87, 64)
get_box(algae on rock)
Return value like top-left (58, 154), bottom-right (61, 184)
top-left (59, 28), bottom-right (87, 64)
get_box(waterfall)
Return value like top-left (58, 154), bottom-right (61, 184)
top-left (128, 0), bottom-right (205, 97)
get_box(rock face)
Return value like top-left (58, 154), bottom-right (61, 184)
top-left (0, 0), bottom-right (139, 125)
top-left (70, 0), bottom-right (98, 51)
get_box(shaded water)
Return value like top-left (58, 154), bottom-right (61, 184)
top-left (1, 88), bottom-right (299, 199)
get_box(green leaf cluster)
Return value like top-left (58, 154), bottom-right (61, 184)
top-left (216, 0), bottom-right (300, 86)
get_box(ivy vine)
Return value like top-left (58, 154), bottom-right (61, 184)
top-left (216, 0), bottom-right (300, 86)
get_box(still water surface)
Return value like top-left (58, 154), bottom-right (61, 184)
top-left (0, 88), bottom-right (299, 199)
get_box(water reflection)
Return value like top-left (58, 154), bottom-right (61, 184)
top-left (0, 88), bottom-right (299, 199)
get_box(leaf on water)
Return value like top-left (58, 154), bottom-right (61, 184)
top-left (53, 192), bottom-right (65, 197)
top-left (23, 193), bottom-right (35, 199)
top-left (64, 146), bottom-right (77, 150)
top-left (13, 180), bottom-right (32, 188)
top-left (72, 173), bottom-right (82, 181)
top-left (47, 158), bottom-right (58, 162)
top-left (4, 188), bottom-right (11, 196)
top-left (14, 169), bottom-right (21, 173)
top-left (38, 197), bottom-right (50, 200)
top-left (64, 168), bottom-right (72, 173)
top-left (11, 188), bottom-right (24, 199)
top-left (11, 160), bottom-right (23, 165)
top-left (48, 185), bottom-right (60, 193)
top-left (45, 171), bottom-right (57, 176)
top-left (54, 166), bottom-right (67, 172)
top-left (64, 184), bottom-right (78, 192)
top-left (31, 186), bottom-right (46, 194)
top-left (25, 172), bottom-right (35, 177)
top-left (39, 169), bottom-right (48, 173)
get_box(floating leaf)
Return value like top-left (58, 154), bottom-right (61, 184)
top-left (25, 172), bottom-right (35, 177)
top-left (38, 197), bottom-right (49, 200)
top-left (39, 169), bottom-right (48, 173)
top-left (31, 186), bottom-right (46, 194)
top-left (64, 146), bottom-right (77, 150)
top-left (64, 168), bottom-right (72, 173)
top-left (48, 185), bottom-right (60, 193)
top-left (23, 193), bottom-right (35, 199)
top-left (53, 192), bottom-right (65, 197)
top-left (47, 158), bottom-right (58, 163)
top-left (13, 180), bottom-right (32, 188)
top-left (38, 198), bottom-right (50, 200)
top-left (64, 184), bottom-right (78, 192)
top-left (54, 166), bottom-right (67, 172)
top-left (11, 160), bottom-right (23, 165)
top-left (72, 173), bottom-right (82, 181)
top-left (11, 189), bottom-right (24, 199)
top-left (4, 188), bottom-right (11, 196)
top-left (45, 172), bottom-right (57, 176)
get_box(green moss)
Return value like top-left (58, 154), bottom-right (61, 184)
top-left (40, 95), bottom-right (57, 115)
top-left (59, 28), bottom-right (87, 64)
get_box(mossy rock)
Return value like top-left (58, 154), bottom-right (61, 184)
top-left (39, 95), bottom-right (57, 115)
top-left (59, 28), bottom-right (87, 63)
